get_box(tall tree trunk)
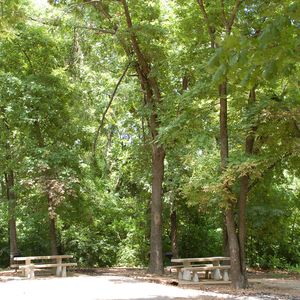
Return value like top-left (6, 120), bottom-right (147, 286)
top-left (238, 175), bottom-right (249, 282)
top-left (149, 144), bottom-right (165, 274)
top-left (34, 121), bottom-right (58, 255)
top-left (170, 195), bottom-right (179, 259)
top-left (120, 0), bottom-right (165, 274)
top-left (47, 189), bottom-right (58, 255)
top-left (47, 192), bottom-right (58, 255)
top-left (49, 218), bottom-right (58, 255)
top-left (91, 0), bottom-right (166, 274)
top-left (219, 82), bottom-right (247, 288)
top-left (238, 87), bottom-right (256, 285)
top-left (222, 216), bottom-right (230, 256)
top-left (219, 82), bottom-right (228, 170)
top-left (5, 170), bottom-right (18, 265)
top-left (197, 0), bottom-right (245, 288)
top-left (225, 207), bottom-right (245, 288)
top-left (1, 109), bottom-right (19, 264)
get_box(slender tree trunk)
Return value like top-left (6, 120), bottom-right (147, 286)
top-left (197, 0), bottom-right (246, 288)
top-left (1, 109), bottom-right (19, 264)
top-left (219, 82), bottom-right (228, 169)
top-left (120, 0), bottom-right (165, 274)
top-left (49, 217), bottom-right (58, 255)
top-left (237, 87), bottom-right (256, 286)
top-left (238, 175), bottom-right (249, 281)
top-left (46, 191), bottom-right (58, 255)
top-left (222, 216), bottom-right (230, 256)
top-left (91, 0), bottom-right (166, 274)
top-left (219, 82), bottom-right (247, 288)
top-left (34, 121), bottom-right (58, 255)
top-left (225, 207), bottom-right (245, 288)
top-left (5, 171), bottom-right (18, 265)
top-left (170, 193), bottom-right (179, 259)
top-left (149, 144), bottom-right (165, 274)
top-left (47, 188), bottom-right (58, 255)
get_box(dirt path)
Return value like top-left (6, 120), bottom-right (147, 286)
top-left (0, 275), bottom-right (237, 300)
top-left (0, 273), bottom-right (299, 300)
top-left (1, 268), bottom-right (299, 300)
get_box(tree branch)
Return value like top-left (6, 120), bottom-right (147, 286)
top-left (29, 17), bottom-right (117, 35)
top-left (220, 0), bottom-right (229, 30)
top-left (196, 0), bottom-right (216, 48)
top-left (63, 1), bottom-right (105, 15)
top-left (227, 0), bottom-right (243, 33)
top-left (75, 25), bottom-right (116, 34)
top-left (15, 40), bottom-right (35, 72)
top-left (93, 62), bottom-right (131, 157)
top-left (120, 0), bottom-right (149, 75)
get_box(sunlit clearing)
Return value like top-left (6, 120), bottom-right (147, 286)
top-left (32, 0), bottom-right (49, 9)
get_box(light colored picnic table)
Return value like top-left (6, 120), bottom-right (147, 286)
top-left (14, 255), bottom-right (76, 279)
top-left (171, 256), bottom-right (230, 266)
top-left (14, 255), bottom-right (73, 262)
top-left (171, 256), bottom-right (231, 281)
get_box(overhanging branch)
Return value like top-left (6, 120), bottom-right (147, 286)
top-left (92, 62), bottom-right (131, 158)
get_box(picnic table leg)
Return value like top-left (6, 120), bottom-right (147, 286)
top-left (192, 272), bottom-right (199, 282)
top-left (56, 257), bottom-right (62, 276)
top-left (29, 264), bottom-right (35, 279)
top-left (24, 264), bottom-right (35, 279)
top-left (61, 266), bottom-right (67, 277)
top-left (24, 266), bottom-right (29, 278)
top-left (212, 261), bottom-right (222, 280)
top-left (178, 271), bottom-right (183, 280)
top-left (223, 269), bottom-right (229, 281)
top-left (182, 270), bottom-right (191, 281)
top-left (24, 259), bottom-right (33, 279)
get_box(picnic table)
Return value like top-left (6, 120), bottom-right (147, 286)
top-left (170, 256), bottom-right (231, 282)
top-left (13, 255), bottom-right (77, 279)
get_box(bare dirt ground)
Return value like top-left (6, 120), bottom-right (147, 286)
top-left (0, 267), bottom-right (299, 300)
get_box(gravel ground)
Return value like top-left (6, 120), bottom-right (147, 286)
top-left (1, 268), bottom-right (299, 300)
top-left (0, 274), bottom-right (299, 300)
top-left (0, 275), bottom-right (236, 300)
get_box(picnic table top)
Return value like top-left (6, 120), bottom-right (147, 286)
top-left (14, 255), bottom-right (73, 261)
top-left (171, 256), bottom-right (230, 264)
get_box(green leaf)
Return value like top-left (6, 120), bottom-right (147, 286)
top-left (262, 61), bottom-right (278, 80)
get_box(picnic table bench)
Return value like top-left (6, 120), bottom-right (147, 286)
top-left (13, 255), bottom-right (77, 279)
top-left (171, 256), bottom-right (231, 282)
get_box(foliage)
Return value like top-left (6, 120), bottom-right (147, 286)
top-left (0, 0), bottom-right (299, 274)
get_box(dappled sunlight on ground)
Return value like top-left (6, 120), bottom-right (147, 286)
top-left (0, 275), bottom-right (236, 300)
top-left (0, 269), bottom-right (299, 300)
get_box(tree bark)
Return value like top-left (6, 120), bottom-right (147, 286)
top-left (219, 82), bottom-right (230, 260)
top-left (1, 108), bottom-right (19, 264)
top-left (34, 121), bottom-right (59, 255)
top-left (219, 82), bottom-right (228, 170)
top-left (90, 0), bottom-right (166, 275)
top-left (225, 207), bottom-right (245, 289)
top-left (5, 170), bottom-right (19, 265)
top-left (49, 217), bottom-right (58, 255)
top-left (238, 174), bottom-right (249, 282)
top-left (149, 144), bottom-right (165, 274)
top-left (237, 87), bottom-right (256, 286)
top-left (219, 81), bottom-right (247, 288)
top-left (170, 193), bottom-right (179, 259)
top-left (222, 216), bottom-right (230, 256)
top-left (120, 0), bottom-right (165, 274)
top-left (197, 0), bottom-right (246, 288)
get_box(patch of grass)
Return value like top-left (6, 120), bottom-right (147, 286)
top-left (287, 265), bottom-right (300, 274)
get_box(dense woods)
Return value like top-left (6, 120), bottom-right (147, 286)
top-left (0, 0), bottom-right (299, 289)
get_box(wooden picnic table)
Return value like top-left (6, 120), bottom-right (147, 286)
top-left (14, 255), bottom-right (76, 279)
top-left (171, 256), bottom-right (231, 281)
